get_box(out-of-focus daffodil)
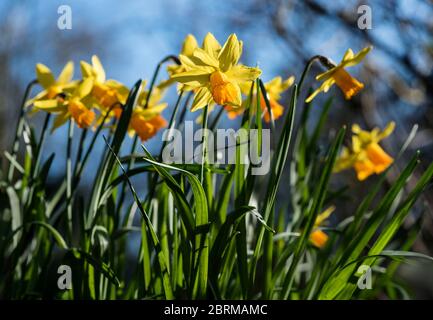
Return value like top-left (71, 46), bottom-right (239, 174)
top-left (128, 86), bottom-right (168, 141)
top-left (33, 78), bottom-right (96, 130)
top-left (225, 76), bottom-right (294, 122)
top-left (306, 47), bottom-right (372, 103)
top-left (80, 55), bottom-right (129, 117)
top-left (310, 206), bottom-right (335, 248)
top-left (334, 122), bottom-right (395, 181)
top-left (171, 33), bottom-right (261, 112)
top-left (27, 62), bottom-right (75, 107)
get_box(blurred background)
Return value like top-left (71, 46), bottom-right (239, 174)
top-left (1, 0), bottom-right (432, 298)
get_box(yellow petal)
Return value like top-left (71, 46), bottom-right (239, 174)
top-left (342, 48), bottom-right (355, 62)
top-left (333, 146), bottom-right (356, 173)
top-left (181, 34), bottom-right (198, 56)
top-left (305, 78), bottom-right (335, 103)
top-left (377, 121), bottom-right (395, 141)
top-left (92, 55), bottom-right (106, 83)
top-left (264, 76), bottom-right (294, 100)
top-left (80, 61), bottom-right (94, 78)
top-left (57, 61), bottom-right (74, 84)
top-left (171, 69), bottom-right (211, 88)
top-left (51, 111), bottom-right (69, 132)
top-left (341, 46), bottom-right (372, 68)
top-left (192, 47), bottom-right (220, 68)
top-left (315, 66), bottom-right (338, 82)
top-left (105, 79), bottom-right (130, 103)
top-left (202, 32), bottom-right (221, 58)
top-left (314, 206), bottom-right (336, 227)
top-left (36, 63), bottom-right (55, 89)
top-left (76, 78), bottom-right (94, 99)
top-left (33, 99), bottom-right (65, 112)
top-left (352, 123), bottom-right (362, 134)
top-left (218, 34), bottom-right (242, 72)
top-left (148, 87), bottom-right (166, 107)
top-left (191, 87), bottom-right (213, 112)
top-left (158, 78), bottom-right (176, 89)
top-left (225, 65), bottom-right (261, 83)
top-left (179, 54), bottom-right (212, 72)
top-left (282, 76), bottom-right (295, 90)
top-left (352, 135), bottom-right (362, 153)
top-left (26, 90), bottom-right (48, 107)
top-left (137, 103), bottom-right (168, 120)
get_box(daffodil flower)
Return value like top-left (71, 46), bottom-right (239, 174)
top-left (33, 78), bottom-right (96, 130)
top-left (80, 55), bottom-right (129, 117)
top-left (310, 206), bottom-right (335, 248)
top-left (128, 86), bottom-right (168, 141)
top-left (334, 122), bottom-right (395, 181)
top-left (27, 61), bottom-right (75, 107)
top-left (171, 33), bottom-right (262, 112)
top-left (225, 76), bottom-right (294, 122)
top-left (306, 46), bottom-right (372, 103)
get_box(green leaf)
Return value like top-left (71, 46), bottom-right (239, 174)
top-left (141, 146), bottom-right (209, 299)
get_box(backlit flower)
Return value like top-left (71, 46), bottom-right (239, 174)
top-left (27, 61), bottom-right (75, 106)
top-left (306, 47), bottom-right (372, 103)
top-left (310, 206), bottom-right (335, 248)
top-left (33, 78), bottom-right (96, 130)
top-left (128, 86), bottom-right (168, 141)
top-left (334, 122), bottom-right (395, 181)
top-left (172, 33), bottom-right (261, 112)
top-left (80, 55), bottom-right (129, 116)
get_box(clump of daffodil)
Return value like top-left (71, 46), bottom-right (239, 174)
top-left (225, 76), bottom-right (295, 122)
top-left (171, 33), bottom-right (262, 112)
top-left (306, 46), bottom-right (372, 103)
top-left (310, 206), bottom-right (335, 248)
top-left (33, 78), bottom-right (96, 130)
top-left (128, 85), bottom-right (168, 141)
top-left (80, 55), bottom-right (129, 118)
top-left (334, 122), bottom-right (395, 181)
top-left (27, 61), bottom-right (76, 107)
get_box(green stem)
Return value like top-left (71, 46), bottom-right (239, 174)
top-left (32, 112), bottom-right (51, 179)
top-left (115, 134), bottom-right (138, 217)
top-left (200, 105), bottom-right (209, 184)
top-left (144, 55), bottom-right (180, 109)
top-left (66, 120), bottom-right (74, 242)
top-left (7, 79), bottom-right (37, 182)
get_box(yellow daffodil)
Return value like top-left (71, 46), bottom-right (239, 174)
top-left (310, 206), bottom-right (335, 248)
top-left (225, 76), bottom-right (294, 122)
top-left (27, 62), bottom-right (75, 107)
top-left (128, 86), bottom-right (168, 141)
top-left (80, 55), bottom-right (129, 117)
top-left (171, 33), bottom-right (261, 112)
top-left (33, 78), bottom-right (96, 130)
top-left (306, 46), bottom-right (372, 103)
top-left (334, 122), bottom-right (395, 181)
